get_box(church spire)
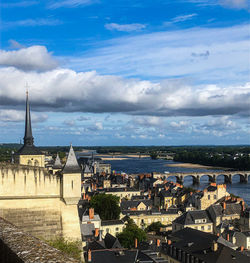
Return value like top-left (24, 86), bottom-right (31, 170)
top-left (23, 91), bottom-right (34, 146)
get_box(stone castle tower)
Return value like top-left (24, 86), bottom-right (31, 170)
top-left (62, 144), bottom-right (82, 205)
top-left (14, 91), bottom-right (45, 167)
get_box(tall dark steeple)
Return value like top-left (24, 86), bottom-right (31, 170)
top-left (24, 91), bottom-right (34, 146)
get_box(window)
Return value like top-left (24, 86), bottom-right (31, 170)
top-left (214, 195), bottom-right (217, 199)
top-left (208, 195), bottom-right (210, 200)
top-left (201, 226), bottom-right (204, 230)
top-left (116, 227), bottom-right (119, 231)
top-left (71, 180), bottom-right (74, 189)
top-left (208, 225), bottom-right (211, 230)
top-left (106, 228), bottom-right (109, 233)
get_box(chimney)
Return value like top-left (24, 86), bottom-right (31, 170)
top-left (241, 201), bottom-right (245, 211)
top-left (88, 249), bottom-right (92, 262)
top-left (212, 241), bottom-right (218, 252)
top-left (227, 234), bottom-right (230, 241)
top-left (223, 202), bottom-right (226, 210)
top-left (94, 228), bottom-right (99, 237)
top-left (157, 239), bottom-right (160, 247)
top-left (99, 230), bottom-right (103, 241)
top-left (135, 238), bottom-right (138, 248)
top-left (89, 208), bottom-right (94, 219)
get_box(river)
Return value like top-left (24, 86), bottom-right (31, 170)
top-left (104, 157), bottom-right (250, 205)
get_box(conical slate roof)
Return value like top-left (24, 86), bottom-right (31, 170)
top-left (63, 144), bottom-right (81, 174)
top-left (53, 153), bottom-right (62, 169)
top-left (84, 164), bottom-right (92, 173)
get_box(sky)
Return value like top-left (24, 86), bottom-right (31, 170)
top-left (0, 0), bottom-right (249, 146)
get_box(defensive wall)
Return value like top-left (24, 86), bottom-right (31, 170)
top-left (0, 163), bottom-right (81, 241)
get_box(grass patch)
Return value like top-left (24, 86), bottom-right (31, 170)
top-left (47, 237), bottom-right (82, 261)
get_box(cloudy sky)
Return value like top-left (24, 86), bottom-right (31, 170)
top-left (0, 0), bottom-right (249, 146)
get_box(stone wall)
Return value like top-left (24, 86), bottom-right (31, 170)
top-left (0, 163), bottom-right (60, 198)
top-left (0, 163), bottom-right (82, 242)
top-left (0, 217), bottom-right (79, 263)
top-left (0, 198), bottom-right (81, 241)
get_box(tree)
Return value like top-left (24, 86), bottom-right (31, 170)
top-left (90, 193), bottom-right (120, 220)
top-left (150, 152), bottom-right (158, 160)
top-left (116, 219), bottom-right (147, 248)
top-left (145, 221), bottom-right (164, 235)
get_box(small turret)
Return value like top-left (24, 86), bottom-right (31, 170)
top-left (53, 153), bottom-right (62, 169)
top-left (62, 144), bottom-right (81, 205)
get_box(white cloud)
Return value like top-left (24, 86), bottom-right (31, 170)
top-left (0, 46), bottom-right (58, 71)
top-left (105, 23), bottom-right (146, 32)
top-left (2, 18), bottom-right (62, 29)
top-left (132, 117), bottom-right (161, 127)
top-left (0, 65), bottom-right (249, 118)
top-left (69, 24), bottom-right (250, 83)
top-left (186, 0), bottom-right (249, 10)
top-left (1, 1), bottom-right (38, 8)
top-left (63, 119), bottom-right (75, 126)
top-left (0, 110), bottom-right (48, 123)
top-left (219, 0), bottom-right (249, 9)
top-left (95, 122), bottom-right (103, 130)
top-left (164, 13), bottom-right (197, 26)
top-left (170, 121), bottom-right (189, 128)
top-left (8, 40), bottom-right (25, 49)
top-left (47, 0), bottom-right (96, 9)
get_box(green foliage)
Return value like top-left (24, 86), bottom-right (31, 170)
top-left (174, 150), bottom-right (250, 170)
top-left (116, 219), bottom-right (147, 248)
top-left (90, 193), bottom-right (120, 220)
top-left (145, 221), bottom-right (164, 234)
top-left (150, 152), bottom-right (158, 160)
top-left (47, 237), bottom-right (82, 261)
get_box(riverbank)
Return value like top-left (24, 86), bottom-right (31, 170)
top-left (97, 154), bottom-right (150, 160)
top-left (165, 162), bottom-right (228, 170)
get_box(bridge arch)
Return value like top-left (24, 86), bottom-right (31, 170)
top-left (166, 175), bottom-right (177, 183)
top-left (200, 174), bottom-right (214, 183)
top-left (183, 175), bottom-right (199, 185)
top-left (216, 174), bottom-right (231, 184)
top-left (231, 173), bottom-right (248, 183)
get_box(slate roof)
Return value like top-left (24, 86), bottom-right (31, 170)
top-left (173, 210), bottom-right (212, 225)
top-left (104, 233), bottom-right (122, 249)
top-left (89, 250), bottom-right (137, 263)
top-left (63, 144), bottom-right (81, 174)
top-left (84, 164), bottom-right (92, 173)
top-left (53, 153), bottom-right (62, 169)
top-left (101, 220), bottom-right (124, 226)
top-left (209, 203), bottom-right (242, 217)
top-left (16, 144), bottom-right (42, 155)
top-left (80, 223), bottom-right (95, 237)
top-left (165, 228), bottom-right (249, 263)
top-left (120, 200), bottom-right (153, 211)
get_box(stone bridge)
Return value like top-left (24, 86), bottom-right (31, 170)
top-left (161, 171), bottom-right (250, 184)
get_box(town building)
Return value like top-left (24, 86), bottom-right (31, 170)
top-left (161, 228), bottom-right (249, 263)
top-left (172, 210), bottom-right (213, 233)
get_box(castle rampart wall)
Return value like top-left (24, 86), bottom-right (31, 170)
top-left (0, 164), bottom-right (60, 198)
top-left (0, 164), bottom-right (82, 242)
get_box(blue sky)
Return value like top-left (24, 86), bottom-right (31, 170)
top-left (0, 0), bottom-right (249, 146)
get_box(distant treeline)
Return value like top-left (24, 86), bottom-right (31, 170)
top-left (174, 151), bottom-right (250, 170)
